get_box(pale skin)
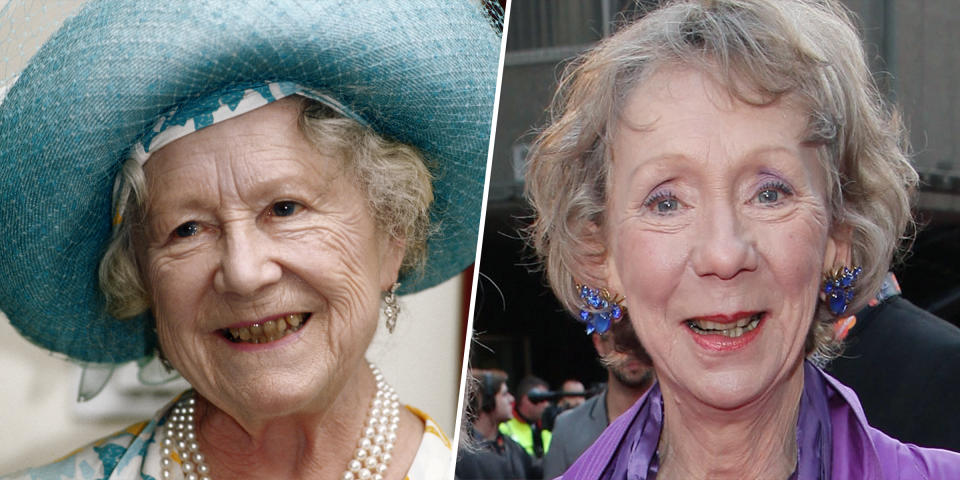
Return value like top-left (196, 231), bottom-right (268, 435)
top-left (136, 97), bottom-right (423, 480)
top-left (593, 67), bottom-right (851, 480)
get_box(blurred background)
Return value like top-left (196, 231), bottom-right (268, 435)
top-left (474, 0), bottom-right (960, 399)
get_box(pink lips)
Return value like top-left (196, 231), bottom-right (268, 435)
top-left (689, 311), bottom-right (758, 324)
top-left (686, 311), bottom-right (765, 352)
top-left (217, 312), bottom-right (311, 351)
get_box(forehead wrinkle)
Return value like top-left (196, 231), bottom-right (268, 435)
top-left (619, 88), bottom-right (809, 169)
top-left (144, 151), bottom-right (221, 218)
top-left (211, 131), bottom-right (340, 207)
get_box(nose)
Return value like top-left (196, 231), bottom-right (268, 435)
top-left (691, 201), bottom-right (757, 279)
top-left (213, 222), bottom-right (283, 296)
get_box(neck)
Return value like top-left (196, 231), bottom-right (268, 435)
top-left (515, 408), bottom-right (535, 425)
top-left (605, 372), bottom-right (651, 423)
top-left (473, 413), bottom-right (500, 441)
top-left (194, 358), bottom-right (423, 480)
top-left (656, 363), bottom-right (804, 480)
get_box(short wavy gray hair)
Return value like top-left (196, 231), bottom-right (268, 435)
top-left (99, 98), bottom-right (433, 319)
top-left (525, 0), bottom-right (917, 360)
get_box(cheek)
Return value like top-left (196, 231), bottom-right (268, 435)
top-left (609, 228), bottom-right (689, 313)
top-left (296, 222), bottom-right (383, 312)
top-left (761, 207), bottom-right (830, 289)
top-left (145, 253), bottom-right (212, 321)
top-left (146, 257), bottom-right (215, 368)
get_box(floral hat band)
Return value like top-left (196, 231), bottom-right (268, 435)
top-left (112, 81), bottom-right (368, 229)
top-left (130, 81), bottom-right (366, 165)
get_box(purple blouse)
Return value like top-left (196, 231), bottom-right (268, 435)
top-left (560, 361), bottom-right (960, 479)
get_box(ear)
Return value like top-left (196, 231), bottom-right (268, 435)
top-left (379, 235), bottom-right (406, 291)
top-left (823, 224), bottom-right (853, 272)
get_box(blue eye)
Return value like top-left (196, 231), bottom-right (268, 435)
top-left (758, 189), bottom-right (779, 204)
top-left (174, 221), bottom-right (199, 238)
top-left (271, 201), bottom-right (299, 217)
top-left (643, 191), bottom-right (680, 214)
top-left (756, 181), bottom-right (793, 205)
top-left (656, 198), bottom-right (678, 212)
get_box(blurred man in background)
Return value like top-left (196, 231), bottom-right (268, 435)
top-left (557, 379), bottom-right (586, 410)
top-left (543, 320), bottom-right (654, 478)
top-left (499, 375), bottom-right (552, 477)
top-left (457, 369), bottom-right (533, 479)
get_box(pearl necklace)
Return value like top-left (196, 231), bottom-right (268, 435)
top-left (160, 363), bottom-right (400, 480)
top-left (160, 394), bottom-right (209, 480)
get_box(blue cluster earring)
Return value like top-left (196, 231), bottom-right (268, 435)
top-left (823, 266), bottom-right (862, 315)
top-left (576, 283), bottom-right (625, 334)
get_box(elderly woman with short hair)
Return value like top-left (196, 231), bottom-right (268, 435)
top-left (526, 0), bottom-right (960, 478)
top-left (0, 1), bottom-right (499, 479)
top-left (100, 99), bottom-right (436, 324)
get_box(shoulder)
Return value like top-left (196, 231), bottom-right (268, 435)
top-left (0, 421), bottom-right (154, 480)
top-left (828, 298), bottom-right (960, 450)
top-left (864, 423), bottom-right (960, 478)
top-left (550, 394), bottom-right (606, 455)
top-left (555, 394), bottom-right (600, 427)
top-left (851, 297), bottom-right (960, 350)
top-left (499, 416), bottom-right (526, 436)
top-left (820, 367), bottom-right (960, 478)
top-left (562, 385), bottom-right (660, 479)
top-left (404, 405), bottom-right (453, 480)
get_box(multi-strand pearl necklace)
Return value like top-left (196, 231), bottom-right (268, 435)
top-left (160, 363), bottom-right (400, 480)
top-left (160, 394), bottom-right (209, 480)
top-left (344, 364), bottom-right (401, 480)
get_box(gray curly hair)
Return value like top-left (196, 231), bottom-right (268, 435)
top-left (525, 0), bottom-right (917, 361)
top-left (98, 97), bottom-right (434, 319)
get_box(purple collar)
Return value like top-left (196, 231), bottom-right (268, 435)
top-left (560, 361), bottom-right (960, 479)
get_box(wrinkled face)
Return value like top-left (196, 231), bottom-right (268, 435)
top-left (602, 67), bottom-right (845, 410)
top-left (493, 383), bottom-right (515, 423)
top-left (138, 98), bottom-right (403, 418)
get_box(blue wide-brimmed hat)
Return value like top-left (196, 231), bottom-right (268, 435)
top-left (0, 0), bottom-right (500, 364)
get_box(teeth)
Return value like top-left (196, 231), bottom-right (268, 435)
top-left (263, 320), bottom-right (277, 336)
top-left (688, 313), bottom-right (762, 338)
top-left (224, 313), bottom-right (308, 344)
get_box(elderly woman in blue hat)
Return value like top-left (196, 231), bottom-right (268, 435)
top-left (0, 0), bottom-right (500, 479)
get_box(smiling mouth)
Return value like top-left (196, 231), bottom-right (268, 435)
top-left (221, 313), bottom-right (311, 344)
top-left (686, 312), bottom-right (764, 338)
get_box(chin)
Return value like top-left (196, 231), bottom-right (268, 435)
top-left (198, 360), bottom-right (344, 419)
top-left (680, 359), bottom-right (803, 411)
top-left (689, 371), bottom-right (770, 410)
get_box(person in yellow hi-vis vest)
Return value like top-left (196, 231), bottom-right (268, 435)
top-left (499, 375), bottom-right (553, 476)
